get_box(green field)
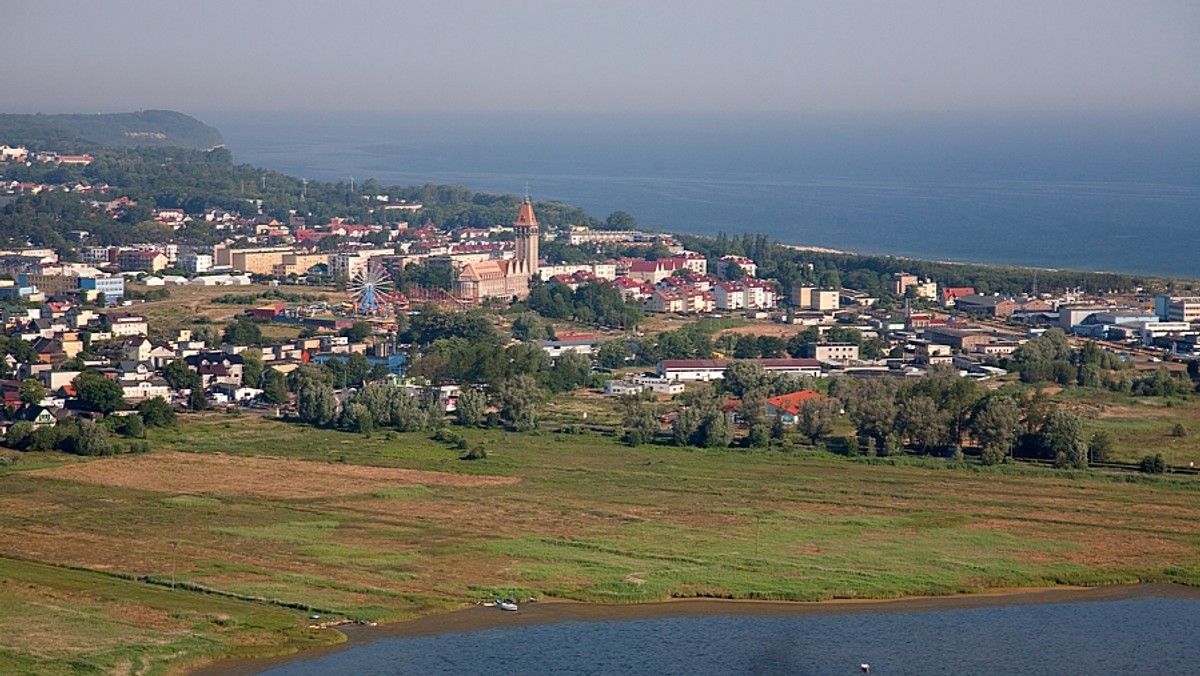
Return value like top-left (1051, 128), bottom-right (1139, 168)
top-left (1053, 389), bottom-right (1200, 465)
top-left (1, 413), bottom-right (1199, 673)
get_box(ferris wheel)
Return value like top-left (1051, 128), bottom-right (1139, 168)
top-left (348, 261), bottom-right (395, 316)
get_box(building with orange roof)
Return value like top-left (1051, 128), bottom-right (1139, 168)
top-left (453, 196), bottom-right (539, 303)
top-left (765, 389), bottom-right (823, 425)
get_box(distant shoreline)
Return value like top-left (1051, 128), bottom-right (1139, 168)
top-left (194, 583), bottom-right (1200, 675)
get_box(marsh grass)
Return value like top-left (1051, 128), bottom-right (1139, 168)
top-left (3, 413), bottom-right (1200, 671)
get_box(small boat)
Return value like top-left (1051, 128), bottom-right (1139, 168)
top-left (497, 599), bottom-right (519, 612)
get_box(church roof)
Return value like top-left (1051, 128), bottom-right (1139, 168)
top-left (514, 198), bottom-right (538, 228)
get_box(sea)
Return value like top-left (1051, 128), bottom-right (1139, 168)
top-left (253, 595), bottom-right (1200, 675)
top-left (202, 111), bottom-right (1200, 279)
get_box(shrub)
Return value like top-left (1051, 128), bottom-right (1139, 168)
top-left (1172, 423), bottom-right (1188, 438)
top-left (1139, 453), bottom-right (1166, 474)
top-left (461, 445), bottom-right (488, 461)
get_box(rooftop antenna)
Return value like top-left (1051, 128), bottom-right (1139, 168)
top-left (524, 181), bottom-right (531, 202)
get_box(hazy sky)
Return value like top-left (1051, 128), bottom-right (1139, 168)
top-left (6, 0), bottom-right (1198, 115)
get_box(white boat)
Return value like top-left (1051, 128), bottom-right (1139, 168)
top-left (497, 599), bottom-right (519, 612)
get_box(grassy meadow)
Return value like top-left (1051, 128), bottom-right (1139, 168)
top-left (1, 412), bottom-right (1199, 673)
top-left (1053, 388), bottom-right (1200, 465)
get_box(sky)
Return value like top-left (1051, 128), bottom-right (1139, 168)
top-left (5, 0), bottom-right (1199, 115)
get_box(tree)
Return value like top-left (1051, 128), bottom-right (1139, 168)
top-left (1087, 431), bottom-right (1113, 464)
top-left (296, 382), bottom-right (337, 426)
top-left (346, 352), bottom-right (372, 388)
top-left (544, 350), bottom-right (592, 393)
top-left (733, 334), bottom-right (760, 359)
top-left (700, 409), bottom-right (734, 448)
top-left (73, 371), bottom-right (126, 415)
top-left (673, 390), bottom-right (732, 448)
top-left (618, 393), bottom-right (659, 446)
top-left (368, 363), bottom-right (391, 383)
top-left (497, 375), bottom-right (542, 431)
top-left (193, 325), bottom-right (221, 348)
top-left (241, 349), bottom-right (264, 389)
top-left (970, 396), bottom-right (1023, 464)
top-left (187, 385), bottom-right (209, 411)
top-left (70, 420), bottom-right (114, 456)
top-left (911, 365), bottom-right (980, 446)
top-left (164, 359), bottom-right (201, 391)
top-left (1043, 410), bottom-right (1087, 469)
top-left (738, 387), bottom-right (767, 430)
top-left (137, 397), bottom-right (176, 427)
top-left (596, 340), bottom-right (630, 370)
top-left (896, 393), bottom-right (947, 453)
top-left (117, 414), bottom-right (146, 439)
top-left (223, 317), bottom-right (262, 346)
top-left (389, 392), bottom-right (428, 432)
top-left (339, 402), bottom-right (374, 434)
top-left (5, 421), bottom-right (33, 450)
top-left (262, 368), bottom-right (289, 404)
top-left (455, 388), bottom-right (486, 427)
top-left (18, 377), bottom-right (45, 406)
top-left (341, 321), bottom-right (372, 342)
top-left (511, 312), bottom-right (551, 342)
top-left (605, 210), bottom-right (637, 230)
top-left (841, 378), bottom-right (898, 453)
top-left (795, 397), bottom-right (837, 445)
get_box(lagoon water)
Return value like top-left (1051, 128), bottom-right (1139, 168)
top-left (256, 596), bottom-right (1200, 675)
top-left (204, 112), bottom-right (1200, 278)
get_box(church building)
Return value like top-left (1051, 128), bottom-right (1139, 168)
top-left (453, 197), bottom-right (539, 303)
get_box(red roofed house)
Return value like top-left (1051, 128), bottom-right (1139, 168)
top-left (765, 389), bottom-right (823, 425)
top-left (941, 287), bottom-right (976, 308)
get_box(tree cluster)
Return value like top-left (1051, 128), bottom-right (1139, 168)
top-left (526, 281), bottom-right (644, 330)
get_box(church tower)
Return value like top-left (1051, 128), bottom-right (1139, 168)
top-left (513, 195), bottom-right (539, 277)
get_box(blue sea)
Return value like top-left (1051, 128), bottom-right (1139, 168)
top-left (254, 595), bottom-right (1200, 675)
top-left (203, 111), bottom-right (1200, 279)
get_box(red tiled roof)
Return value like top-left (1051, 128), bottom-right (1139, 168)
top-left (765, 389), bottom-right (822, 415)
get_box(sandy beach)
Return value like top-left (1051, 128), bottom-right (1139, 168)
top-left (195, 584), bottom-right (1200, 675)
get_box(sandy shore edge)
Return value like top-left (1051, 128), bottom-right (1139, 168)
top-left (194, 583), bottom-right (1200, 675)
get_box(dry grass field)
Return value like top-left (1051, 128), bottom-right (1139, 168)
top-left (127, 283), bottom-right (351, 340)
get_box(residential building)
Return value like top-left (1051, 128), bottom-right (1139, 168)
top-left (117, 250), bottom-right (168, 272)
top-left (180, 253), bottom-right (213, 274)
top-left (213, 245), bottom-right (293, 275)
top-left (941, 287), bottom-right (976, 307)
top-left (791, 286), bottom-right (839, 312)
top-left (765, 389), bottom-right (823, 425)
top-left (807, 343), bottom-right (860, 362)
top-left (889, 273), bottom-right (919, 296)
top-left (105, 312), bottom-right (149, 337)
top-left (78, 276), bottom-right (125, 302)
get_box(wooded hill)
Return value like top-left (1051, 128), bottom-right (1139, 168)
top-left (0, 110), bottom-right (222, 151)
